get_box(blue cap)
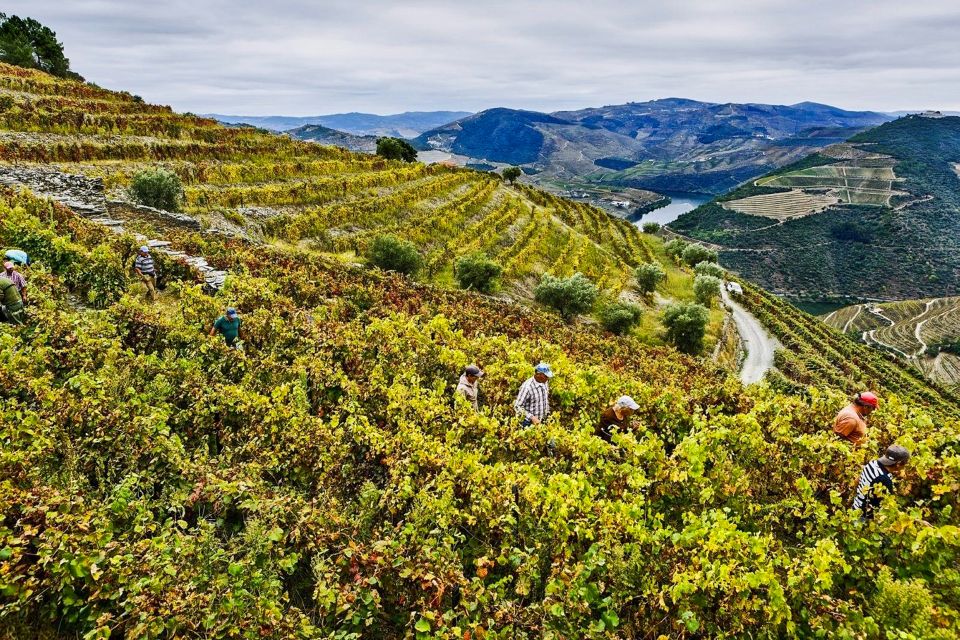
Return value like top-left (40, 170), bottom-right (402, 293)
top-left (226, 307), bottom-right (238, 317)
top-left (535, 362), bottom-right (553, 378)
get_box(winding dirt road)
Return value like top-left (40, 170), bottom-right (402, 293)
top-left (722, 287), bottom-right (781, 384)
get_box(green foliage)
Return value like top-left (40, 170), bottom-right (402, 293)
top-left (681, 243), bottom-right (718, 267)
top-left (694, 261), bottom-right (725, 278)
top-left (641, 222), bottom-right (661, 234)
top-left (597, 301), bottom-right (643, 335)
top-left (0, 13), bottom-right (79, 79)
top-left (534, 272), bottom-right (599, 320)
top-left (502, 166), bottom-right (522, 184)
top-left (368, 234), bottom-right (422, 276)
top-left (129, 167), bottom-right (184, 211)
top-left (665, 238), bottom-right (688, 260)
top-left (375, 137), bottom-right (418, 162)
top-left (662, 301), bottom-right (710, 353)
top-left (869, 568), bottom-right (937, 638)
top-left (693, 274), bottom-right (721, 306)
top-left (634, 262), bottom-right (666, 295)
top-left (454, 251), bottom-right (502, 293)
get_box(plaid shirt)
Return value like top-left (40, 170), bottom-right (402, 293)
top-left (4, 269), bottom-right (25, 294)
top-left (514, 376), bottom-right (549, 421)
top-left (134, 254), bottom-right (156, 275)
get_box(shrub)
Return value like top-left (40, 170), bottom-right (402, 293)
top-left (376, 137), bottom-right (418, 162)
top-left (682, 243), bottom-right (718, 267)
top-left (694, 261), bottom-right (725, 278)
top-left (454, 252), bottom-right (502, 293)
top-left (869, 568), bottom-right (936, 638)
top-left (502, 166), bottom-right (522, 184)
top-left (534, 272), bottom-right (598, 320)
top-left (662, 301), bottom-right (710, 354)
top-left (598, 301), bottom-right (643, 335)
top-left (642, 222), bottom-right (662, 234)
top-left (368, 235), bottom-right (422, 276)
top-left (693, 274), bottom-right (722, 306)
top-left (634, 262), bottom-right (666, 295)
top-left (129, 167), bottom-right (183, 211)
top-left (665, 238), bottom-right (688, 260)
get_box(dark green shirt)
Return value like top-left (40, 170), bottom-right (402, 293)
top-left (213, 316), bottom-right (241, 344)
top-left (0, 276), bottom-right (22, 309)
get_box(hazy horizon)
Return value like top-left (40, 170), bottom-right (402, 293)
top-left (8, 0), bottom-right (960, 116)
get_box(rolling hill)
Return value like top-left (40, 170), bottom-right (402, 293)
top-left (670, 115), bottom-right (960, 301)
top-left (2, 58), bottom-right (960, 640)
top-left (285, 124), bottom-right (378, 153)
top-left (206, 110), bottom-right (471, 136)
top-left (413, 99), bottom-right (892, 194)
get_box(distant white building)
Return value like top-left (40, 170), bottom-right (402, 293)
top-left (725, 282), bottom-right (744, 295)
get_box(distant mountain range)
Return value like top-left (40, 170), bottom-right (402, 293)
top-left (671, 114), bottom-right (960, 300)
top-left (204, 111), bottom-right (472, 137)
top-left (413, 100), bottom-right (893, 194)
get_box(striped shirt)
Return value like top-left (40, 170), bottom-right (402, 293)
top-left (852, 459), bottom-right (894, 516)
top-left (514, 377), bottom-right (549, 421)
top-left (134, 254), bottom-right (156, 275)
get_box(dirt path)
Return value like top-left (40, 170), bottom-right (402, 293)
top-left (721, 286), bottom-right (781, 384)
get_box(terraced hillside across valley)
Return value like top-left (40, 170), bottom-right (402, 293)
top-left (671, 115), bottom-right (960, 300)
top-left (0, 63), bottom-right (655, 297)
top-left (823, 296), bottom-right (960, 387)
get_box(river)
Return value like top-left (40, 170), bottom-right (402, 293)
top-left (632, 192), bottom-right (712, 226)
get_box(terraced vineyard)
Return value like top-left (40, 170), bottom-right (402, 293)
top-left (824, 297), bottom-right (960, 386)
top-left (0, 63), bottom-right (652, 295)
top-left (671, 116), bottom-right (960, 300)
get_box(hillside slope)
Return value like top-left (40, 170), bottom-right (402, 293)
top-left (2, 63), bottom-right (960, 639)
top-left (286, 124), bottom-right (378, 153)
top-left (823, 296), bottom-right (960, 387)
top-left (414, 100), bottom-right (891, 194)
top-left (0, 63), bottom-right (656, 300)
top-left (671, 115), bottom-right (960, 300)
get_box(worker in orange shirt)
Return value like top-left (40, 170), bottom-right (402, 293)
top-left (833, 391), bottom-right (878, 445)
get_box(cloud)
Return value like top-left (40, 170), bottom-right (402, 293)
top-left (7, 0), bottom-right (960, 114)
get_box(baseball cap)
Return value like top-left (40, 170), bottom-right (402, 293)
top-left (464, 365), bottom-right (483, 377)
top-left (879, 444), bottom-right (910, 466)
top-left (139, 245), bottom-right (150, 253)
top-left (856, 391), bottom-right (879, 408)
top-left (617, 395), bottom-right (640, 411)
top-left (226, 307), bottom-right (238, 317)
top-left (535, 362), bottom-right (554, 378)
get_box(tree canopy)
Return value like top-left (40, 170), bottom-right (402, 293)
top-left (0, 13), bottom-right (80, 79)
top-left (376, 137), bottom-right (418, 163)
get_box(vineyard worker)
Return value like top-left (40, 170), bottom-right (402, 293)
top-left (833, 391), bottom-right (878, 445)
top-left (455, 364), bottom-right (484, 411)
top-left (3, 261), bottom-right (26, 305)
top-left (853, 444), bottom-right (910, 520)
top-left (514, 362), bottom-right (552, 426)
top-left (0, 275), bottom-right (25, 325)
top-left (597, 395), bottom-right (640, 443)
top-left (210, 307), bottom-right (242, 347)
top-left (134, 246), bottom-right (158, 301)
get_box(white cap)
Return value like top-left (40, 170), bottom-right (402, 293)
top-left (616, 395), bottom-right (640, 410)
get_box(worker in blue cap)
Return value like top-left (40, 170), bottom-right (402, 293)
top-left (209, 306), bottom-right (242, 348)
top-left (514, 362), bottom-right (553, 426)
top-left (134, 246), bottom-right (158, 301)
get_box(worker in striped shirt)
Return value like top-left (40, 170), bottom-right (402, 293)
top-left (514, 362), bottom-right (552, 426)
top-left (134, 246), bottom-right (158, 301)
top-left (853, 445), bottom-right (910, 520)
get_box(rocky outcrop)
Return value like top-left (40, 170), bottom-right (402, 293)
top-left (0, 166), bottom-right (106, 216)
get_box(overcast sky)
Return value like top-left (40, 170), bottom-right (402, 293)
top-left (9, 1), bottom-right (960, 115)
